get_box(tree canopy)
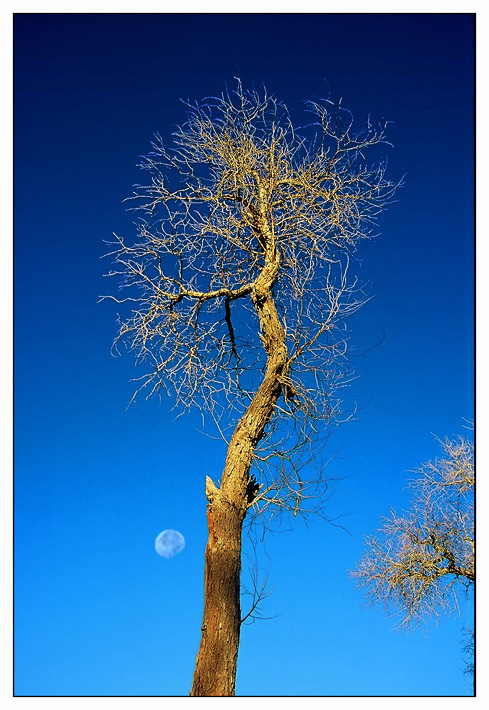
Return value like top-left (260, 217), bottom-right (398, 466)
top-left (104, 81), bottom-right (399, 525)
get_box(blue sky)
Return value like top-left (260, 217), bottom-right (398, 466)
top-left (14, 12), bottom-right (474, 697)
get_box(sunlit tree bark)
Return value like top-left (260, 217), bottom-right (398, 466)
top-left (104, 81), bottom-right (399, 696)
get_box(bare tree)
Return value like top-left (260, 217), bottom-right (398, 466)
top-left (352, 435), bottom-right (474, 638)
top-left (103, 81), bottom-right (399, 696)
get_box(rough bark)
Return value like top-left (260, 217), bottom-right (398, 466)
top-left (189, 487), bottom-right (245, 697)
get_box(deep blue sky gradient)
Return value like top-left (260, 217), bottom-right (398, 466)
top-left (14, 13), bottom-right (474, 696)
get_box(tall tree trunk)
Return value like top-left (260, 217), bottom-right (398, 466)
top-left (189, 485), bottom-right (245, 696)
top-left (190, 277), bottom-right (289, 696)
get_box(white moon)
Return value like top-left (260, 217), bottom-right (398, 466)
top-left (155, 529), bottom-right (185, 558)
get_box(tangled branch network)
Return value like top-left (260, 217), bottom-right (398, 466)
top-left (102, 81), bottom-right (400, 522)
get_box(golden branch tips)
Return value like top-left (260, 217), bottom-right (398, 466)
top-left (103, 81), bottom-right (401, 522)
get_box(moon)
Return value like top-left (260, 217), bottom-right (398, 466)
top-left (155, 529), bottom-right (185, 558)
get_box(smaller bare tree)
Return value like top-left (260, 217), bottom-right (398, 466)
top-left (352, 435), bottom-right (474, 638)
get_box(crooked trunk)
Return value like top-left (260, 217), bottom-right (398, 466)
top-left (190, 264), bottom-right (288, 696)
